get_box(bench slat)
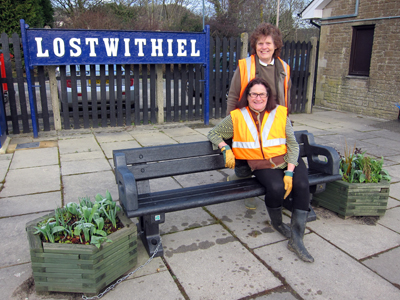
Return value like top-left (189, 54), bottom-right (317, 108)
top-left (125, 179), bottom-right (265, 218)
top-left (127, 155), bottom-right (225, 181)
top-left (114, 141), bottom-right (219, 165)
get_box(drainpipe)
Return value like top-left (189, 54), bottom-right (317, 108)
top-left (321, 0), bottom-right (359, 21)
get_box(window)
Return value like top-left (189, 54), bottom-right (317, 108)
top-left (349, 25), bottom-right (375, 76)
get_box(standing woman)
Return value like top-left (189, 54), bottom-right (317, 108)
top-left (225, 23), bottom-right (291, 210)
top-left (208, 78), bottom-right (313, 263)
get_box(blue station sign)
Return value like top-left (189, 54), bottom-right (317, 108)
top-left (20, 19), bottom-right (211, 138)
top-left (24, 28), bottom-right (208, 66)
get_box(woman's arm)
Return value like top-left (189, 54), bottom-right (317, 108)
top-left (285, 117), bottom-right (299, 166)
top-left (207, 115), bottom-right (234, 150)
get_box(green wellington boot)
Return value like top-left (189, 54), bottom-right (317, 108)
top-left (266, 206), bottom-right (291, 238)
top-left (287, 209), bottom-right (314, 263)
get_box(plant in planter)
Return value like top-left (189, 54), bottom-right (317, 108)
top-left (26, 191), bottom-right (137, 295)
top-left (313, 144), bottom-right (391, 218)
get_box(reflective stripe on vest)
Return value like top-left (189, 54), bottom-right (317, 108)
top-left (238, 55), bottom-right (256, 99)
top-left (277, 57), bottom-right (290, 108)
top-left (231, 106), bottom-right (287, 160)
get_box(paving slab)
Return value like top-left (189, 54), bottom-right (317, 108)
top-left (60, 150), bottom-right (105, 162)
top-left (94, 131), bottom-right (135, 143)
top-left (62, 171), bottom-right (118, 204)
top-left (0, 213), bottom-right (48, 268)
top-left (307, 214), bottom-right (400, 260)
top-left (0, 165), bottom-right (60, 197)
top-left (384, 164), bottom-right (400, 183)
top-left (389, 182), bottom-right (400, 200)
top-left (254, 233), bottom-right (400, 300)
top-left (378, 206), bottom-right (400, 233)
top-left (362, 246), bottom-right (400, 287)
top-left (0, 155), bottom-right (12, 181)
top-left (58, 136), bottom-right (101, 155)
top-left (207, 198), bottom-right (292, 249)
top-left (365, 137), bottom-right (400, 151)
top-left (61, 157), bottom-right (111, 175)
top-left (192, 127), bottom-right (213, 136)
top-left (174, 170), bottom-right (226, 188)
top-left (162, 126), bottom-right (202, 138)
top-left (100, 271), bottom-right (184, 300)
top-left (130, 130), bottom-right (177, 147)
top-left (253, 290), bottom-right (298, 300)
top-left (149, 177), bottom-right (182, 192)
top-left (163, 224), bottom-right (282, 300)
top-left (1, 264), bottom-right (33, 300)
top-left (100, 140), bottom-right (141, 159)
top-left (387, 197), bottom-right (400, 209)
top-left (10, 147), bottom-right (59, 169)
top-left (160, 208), bottom-right (216, 234)
top-left (0, 191), bottom-right (61, 217)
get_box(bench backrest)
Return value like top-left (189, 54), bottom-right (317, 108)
top-left (113, 130), bottom-right (310, 182)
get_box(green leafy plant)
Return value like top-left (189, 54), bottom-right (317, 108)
top-left (339, 143), bottom-right (391, 183)
top-left (34, 191), bottom-right (122, 248)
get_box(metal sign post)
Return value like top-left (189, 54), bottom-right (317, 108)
top-left (20, 20), bottom-right (211, 136)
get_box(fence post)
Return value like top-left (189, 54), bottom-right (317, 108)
top-left (241, 33), bottom-right (248, 59)
top-left (306, 37), bottom-right (318, 114)
top-left (156, 64), bottom-right (164, 124)
top-left (48, 66), bottom-right (62, 130)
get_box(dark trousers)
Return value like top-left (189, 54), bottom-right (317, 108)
top-left (253, 158), bottom-right (310, 211)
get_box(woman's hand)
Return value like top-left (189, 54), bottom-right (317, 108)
top-left (283, 175), bottom-right (293, 199)
top-left (221, 145), bottom-right (235, 169)
top-left (283, 165), bottom-right (294, 199)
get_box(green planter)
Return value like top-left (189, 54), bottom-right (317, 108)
top-left (26, 210), bottom-right (137, 295)
top-left (313, 180), bottom-right (390, 219)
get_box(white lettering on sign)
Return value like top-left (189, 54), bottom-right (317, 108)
top-left (177, 39), bottom-right (187, 57)
top-left (190, 40), bottom-right (200, 57)
top-left (124, 38), bottom-right (131, 56)
top-left (69, 38), bottom-right (81, 57)
top-left (53, 38), bottom-right (65, 57)
top-left (35, 38), bottom-right (49, 57)
top-left (85, 38), bottom-right (99, 57)
top-left (151, 39), bottom-right (163, 57)
top-left (167, 39), bottom-right (173, 57)
top-left (34, 37), bottom-right (202, 59)
top-left (135, 39), bottom-right (146, 57)
top-left (103, 38), bottom-right (119, 57)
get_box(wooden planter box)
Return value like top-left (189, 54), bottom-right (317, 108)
top-left (26, 210), bottom-right (137, 295)
top-left (313, 180), bottom-right (390, 219)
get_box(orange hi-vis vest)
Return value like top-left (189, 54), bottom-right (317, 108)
top-left (238, 55), bottom-right (290, 108)
top-left (231, 105), bottom-right (288, 160)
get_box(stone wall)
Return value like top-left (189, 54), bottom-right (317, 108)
top-left (315, 0), bottom-right (400, 120)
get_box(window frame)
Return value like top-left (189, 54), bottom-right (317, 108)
top-left (349, 25), bottom-right (375, 77)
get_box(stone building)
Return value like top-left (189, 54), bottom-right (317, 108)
top-left (301, 0), bottom-right (400, 120)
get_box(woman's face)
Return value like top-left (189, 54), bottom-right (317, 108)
top-left (248, 84), bottom-right (268, 111)
top-left (256, 35), bottom-right (277, 64)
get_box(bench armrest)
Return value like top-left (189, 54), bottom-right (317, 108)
top-left (301, 133), bottom-right (340, 175)
top-left (114, 152), bottom-right (139, 211)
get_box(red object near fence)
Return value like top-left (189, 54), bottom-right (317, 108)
top-left (0, 51), bottom-right (14, 95)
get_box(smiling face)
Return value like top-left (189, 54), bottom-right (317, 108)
top-left (248, 84), bottom-right (268, 112)
top-left (256, 35), bottom-right (277, 65)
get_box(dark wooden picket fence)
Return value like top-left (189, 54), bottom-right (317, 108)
top-left (0, 32), bottom-right (313, 134)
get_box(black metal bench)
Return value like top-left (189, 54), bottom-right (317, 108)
top-left (113, 130), bottom-right (342, 257)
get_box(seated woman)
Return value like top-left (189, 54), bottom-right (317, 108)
top-left (207, 77), bottom-right (314, 263)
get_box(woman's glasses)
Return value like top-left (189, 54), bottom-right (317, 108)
top-left (248, 92), bottom-right (268, 99)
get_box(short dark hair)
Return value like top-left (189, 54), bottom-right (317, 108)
top-left (250, 23), bottom-right (283, 59)
top-left (237, 77), bottom-right (276, 112)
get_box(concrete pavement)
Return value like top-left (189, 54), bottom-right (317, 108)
top-left (1, 107), bottom-right (400, 300)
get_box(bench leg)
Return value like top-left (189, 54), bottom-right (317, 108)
top-left (138, 214), bottom-right (165, 257)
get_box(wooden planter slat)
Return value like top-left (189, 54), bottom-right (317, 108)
top-left (27, 209), bottom-right (137, 294)
top-left (313, 180), bottom-right (390, 218)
